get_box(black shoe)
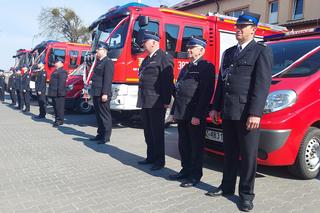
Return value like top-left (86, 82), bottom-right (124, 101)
top-left (23, 109), bottom-right (30, 112)
top-left (97, 139), bottom-right (110, 144)
top-left (53, 121), bottom-right (63, 127)
top-left (168, 172), bottom-right (188, 181)
top-left (138, 159), bottom-right (153, 165)
top-left (180, 178), bottom-right (199, 188)
top-left (150, 164), bottom-right (164, 171)
top-left (90, 136), bottom-right (103, 141)
top-left (15, 106), bottom-right (21, 109)
top-left (205, 188), bottom-right (234, 197)
top-left (239, 199), bottom-right (254, 212)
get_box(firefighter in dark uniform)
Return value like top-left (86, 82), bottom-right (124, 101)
top-left (206, 12), bottom-right (273, 212)
top-left (34, 62), bottom-right (47, 119)
top-left (136, 31), bottom-right (174, 171)
top-left (168, 37), bottom-right (215, 187)
top-left (21, 66), bottom-right (31, 112)
top-left (48, 57), bottom-right (68, 127)
top-left (15, 68), bottom-right (23, 110)
top-left (8, 69), bottom-right (17, 106)
top-left (90, 42), bottom-right (114, 144)
top-left (0, 70), bottom-right (5, 102)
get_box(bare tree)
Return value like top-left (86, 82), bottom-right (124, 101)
top-left (38, 7), bottom-right (90, 43)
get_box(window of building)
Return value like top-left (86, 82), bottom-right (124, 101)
top-left (269, 1), bottom-right (279, 24)
top-left (225, 7), bottom-right (249, 18)
top-left (181, 26), bottom-right (203, 52)
top-left (165, 24), bottom-right (179, 56)
top-left (292, 0), bottom-right (303, 20)
top-left (69, 50), bottom-right (79, 68)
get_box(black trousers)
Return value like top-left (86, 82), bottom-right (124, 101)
top-left (177, 118), bottom-right (206, 181)
top-left (221, 119), bottom-right (260, 202)
top-left (10, 89), bottom-right (16, 104)
top-left (52, 96), bottom-right (65, 122)
top-left (0, 87), bottom-right (4, 101)
top-left (93, 96), bottom-right (112, 141)
top-left (141, 108), bottom-right (166, 166)
top-left (16, 90), bottom-right (22, 109)
top-left (37, 93), bottom-right (47, 117)
top-left (22, 91), bottom-right (30, 110)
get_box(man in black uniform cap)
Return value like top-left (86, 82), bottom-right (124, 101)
top-left (137, 31), bottom-right (174, 170)
top-left (34, 62), bottom-right (47, 119)
top-left (48, 57), bottom-right (68, 127)
top-left (90, 42), bottom-right (114, 144)
top-left (15, 68), bottom-right (23, 110)
top-left (0, 70), bottom-right (5, 103)
top-left (168, 36), bottom-right (215, 187)
top-left (21, 66), bottom-right (31, 112)
top-left (206, 12), bottom-right (273, 212)
top-left (8, 69), bottom-right (17, 106)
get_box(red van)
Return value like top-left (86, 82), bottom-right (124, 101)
top-left (205, 29), bottom-right (320, 179)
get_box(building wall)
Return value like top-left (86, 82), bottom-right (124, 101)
top-left (177, 0), bottom-right (320, 29)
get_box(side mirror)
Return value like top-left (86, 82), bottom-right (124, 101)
top-left (138, 16), bottom-right (149, 27)
top-left (91, 30), bottom-right (96, 41)
top-left (136, 29), bottom-right (145, 46)
top-left (48, 54), bottom-right (55, 67)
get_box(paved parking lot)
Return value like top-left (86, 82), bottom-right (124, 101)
top-left (0, 98), bottom-right (319, 213)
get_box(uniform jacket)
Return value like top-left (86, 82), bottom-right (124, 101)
top-left (48, 67), bottom-right (68, 97)
top-left (15, 75), bottom-right (22, 91)
top-left (0, 75), bottom-right (5, 89)
top-left (21, 72), bottom-right (30, 91)
top-left (35, 70), bottom-right (47, 93)
top-left (8, 74), bottom-right (16, 90)
top-left (212, 40), bottom-right (273, 120)
top-left (172, 58), bottom-right (215, 120)
top-left (91, 56), bottom-right (114, 97)
top-left (137, 49), bottom-right (174, 108)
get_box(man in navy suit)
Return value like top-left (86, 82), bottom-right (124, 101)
top-left (206, 12), bottom-right (273, 212)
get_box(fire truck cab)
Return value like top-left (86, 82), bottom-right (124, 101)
top-left (30, 41), bottom-right (90, 111)
top-left (86, 3), bottom-right (285, 118)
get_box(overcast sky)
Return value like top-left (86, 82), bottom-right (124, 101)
top-left (0, 0), bottom-right (181, 70)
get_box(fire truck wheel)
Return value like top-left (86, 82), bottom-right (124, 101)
top-left (76, 99), bottom-right (93, 114)
top-left (289, 127), bottom-right (320, 179)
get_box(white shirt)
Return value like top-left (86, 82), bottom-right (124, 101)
top-left (149, 48), bottom-right (159, 58)
top-left (238, 39), bottom-right (254, 52)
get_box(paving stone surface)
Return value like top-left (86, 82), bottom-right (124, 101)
top-left (0, 99), bottom-right (319, 213)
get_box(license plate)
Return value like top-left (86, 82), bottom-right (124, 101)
top-left (205, 128), bottom-right (223, 143)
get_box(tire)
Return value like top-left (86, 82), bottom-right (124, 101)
top-left (76, 99), bottom-right (93, 114)
top-left (288, 127), bottom-right (320, 179)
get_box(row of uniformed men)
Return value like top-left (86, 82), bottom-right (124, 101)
top-left (1, 58), bottom-right (68, 127)
top-left (132, 11), bottom-right (272, 212)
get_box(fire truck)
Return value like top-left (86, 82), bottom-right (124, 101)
top-left (30, 41), bottom-right (91, 111)
top-left (4, 49), bottom-right (32, 90)
top-left (205, 28), bottom-right (320, 179)
top-left (84, 3), bottom-right (285, 120)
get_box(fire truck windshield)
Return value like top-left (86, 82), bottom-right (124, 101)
top-left (268, 38), bottom-right (320, 75)
top-left (16, 53), bottom-right (32, 68)
top-left (92, 16), bottom-right (129, 58)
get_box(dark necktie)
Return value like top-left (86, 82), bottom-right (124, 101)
top-left (234, 45), bottom-right (242, 58)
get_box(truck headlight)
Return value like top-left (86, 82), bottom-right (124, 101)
top-left (264, 90), bottom-right (297, 114)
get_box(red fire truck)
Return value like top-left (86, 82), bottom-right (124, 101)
top-left (205, 28), bottom-right (320, 179)
top-left (13, 49), bottom-right (32, 70)
top-left (84, 3), bottom-right (285, 120)
top-left (30, 41), bottom-right (90, 111)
